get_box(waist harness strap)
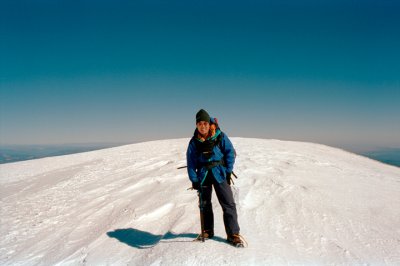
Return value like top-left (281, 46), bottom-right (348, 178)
top-left (202, 160), bottom-right (224, 170)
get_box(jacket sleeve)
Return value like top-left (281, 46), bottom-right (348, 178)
top-left (221, 133), bottom-right (235, 173)
top-left (186, 140), bottom-right (199, 182)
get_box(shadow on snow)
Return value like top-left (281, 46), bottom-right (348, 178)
top-left (107, 228), bottom-right (227, 249)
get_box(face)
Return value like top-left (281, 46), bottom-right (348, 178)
top-left (196, 121), bottom-right (210, 136)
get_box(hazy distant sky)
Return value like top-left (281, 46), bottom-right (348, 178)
top-left (1, 0), bottom-right (399, 151)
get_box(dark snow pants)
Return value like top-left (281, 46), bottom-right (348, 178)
top-left (200, 171), bottom-right (240, 236)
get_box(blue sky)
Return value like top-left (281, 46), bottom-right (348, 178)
top-left (1, 0), bottom-right (399, 151)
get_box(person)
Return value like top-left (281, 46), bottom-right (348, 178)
top-left (186, 109), bottom-right (244, 247)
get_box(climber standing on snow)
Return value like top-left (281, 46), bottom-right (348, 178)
top-left (186, 109), bottom-right (244, 247)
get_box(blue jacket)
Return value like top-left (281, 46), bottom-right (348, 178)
top-left (186, 129), bottom-right (235, 184)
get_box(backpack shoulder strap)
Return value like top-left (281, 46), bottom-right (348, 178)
top-left (217, 132), bottom-right (236, 158)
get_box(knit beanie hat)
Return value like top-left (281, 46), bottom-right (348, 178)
top-left (196, 109), bottom-right (211, 123)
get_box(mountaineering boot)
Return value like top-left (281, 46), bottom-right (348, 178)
top-left (195, 230), bottom-right (214, 241)
top-left (227, 234), bottom-right (245, 247)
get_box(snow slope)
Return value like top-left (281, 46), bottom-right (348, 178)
top-left (1, 138), bottom-right (399, 265)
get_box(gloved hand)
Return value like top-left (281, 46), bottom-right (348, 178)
top-left (226, 172), bottom-right (232, 185)
top-left (192, 182), bottom-right (200, 190)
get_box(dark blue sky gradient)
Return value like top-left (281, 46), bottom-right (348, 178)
top-left (1, 0), bottom-right (399, 151)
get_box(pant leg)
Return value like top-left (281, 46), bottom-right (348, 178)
top-left (199, 174), bottom-right (214, 232)
top-left (212, 178), bottom-right (240, 235)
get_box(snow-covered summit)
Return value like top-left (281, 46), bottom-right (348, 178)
top-left (1, 138), bottom-right (399, 265)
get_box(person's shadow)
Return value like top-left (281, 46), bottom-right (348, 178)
top-left (107, 228), bottom-right (226, 249)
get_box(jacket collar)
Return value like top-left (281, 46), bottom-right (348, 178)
top-left (193, 128), bottom-right (221, 142)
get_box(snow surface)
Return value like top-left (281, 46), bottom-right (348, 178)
top-left (1, 138), bottom-right (399, 265)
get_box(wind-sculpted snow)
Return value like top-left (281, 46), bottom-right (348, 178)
top-left (1, 138), bottom-right (399, 265)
